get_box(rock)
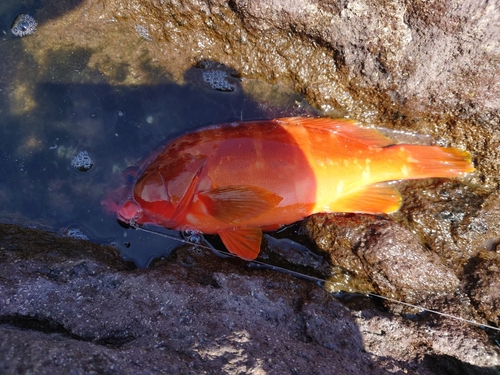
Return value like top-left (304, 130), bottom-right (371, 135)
top-left (302, 214), bottom-right (461, 305)
top-left (465, 253), bottom-right (500, 328)
top-left (301, 203), bottom-right (500, 368)
top-left (1, 224), bottom-right (499, 373)
top-left (303, 197), bottom-right (500, 333)
top-left (394, 180), bottom-right (485, 268)
top-left (2, 0), bottom-right (500, 372)
top-left (394, 182), bottom-right (500, 325)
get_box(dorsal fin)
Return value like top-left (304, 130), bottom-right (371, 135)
top-left (277, 117), bottom-right (394, 148)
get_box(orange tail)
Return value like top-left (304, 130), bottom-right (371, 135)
top-left (390, 144), bottom-right (475, 179)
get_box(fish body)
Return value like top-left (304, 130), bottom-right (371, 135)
top-left (110, 117), bottom-right (474, 260)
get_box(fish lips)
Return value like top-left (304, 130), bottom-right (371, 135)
top-left (101, 182), bottom-right (139, 225)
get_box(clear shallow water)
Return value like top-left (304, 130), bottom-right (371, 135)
top-left (0, 5), bottom-right (317, 267)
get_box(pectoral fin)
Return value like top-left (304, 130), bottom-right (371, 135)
top-left (199, 185), bottom-right (282, 224)
top-left (332, 183), bottom-right (402, 214)
top-left (218, 227), bottom-right (263, 260)
top-left (168, 162), bottom-right (205, 227)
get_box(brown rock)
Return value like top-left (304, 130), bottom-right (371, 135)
top-left (465, 253), bottom-right (500, 328)
top-left (303, 213), bottom-right (460, 305)
top-left (1, 224), bottom-right (499, 373)
top-left (394, 182), bottom-right (500, 325)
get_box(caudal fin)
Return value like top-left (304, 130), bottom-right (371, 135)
top-left (393, 144), bottom-right (475, 179)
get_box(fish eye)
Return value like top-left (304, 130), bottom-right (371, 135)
top-left (121, 166), bottom-right (140, 185)
top-left (123, 174), bottom-right (136, 185)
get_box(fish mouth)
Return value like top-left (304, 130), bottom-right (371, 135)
top-left (101, 182), bottom-right (139, 225)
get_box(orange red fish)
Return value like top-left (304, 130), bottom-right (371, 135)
top-left (105, 117), bottom-right (474, 260)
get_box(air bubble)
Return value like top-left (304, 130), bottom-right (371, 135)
top-left (183, 230), bottom-right (203, 244)
top-left (64, 227), bottom-right (89, 240)
top-left (71, 150), bottom-right (93, 172)
top-left (135, 25), bottom-right (152, 41)
top-left (11, 14), bottom-right (37, 37)
top-left (202, 70), bottom-right (236, 92)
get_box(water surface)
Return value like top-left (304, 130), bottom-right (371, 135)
top-left (0, 6), bottom-right (316, 266)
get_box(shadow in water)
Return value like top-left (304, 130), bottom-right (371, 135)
top-left (0, 60), bottom-right (315, 267)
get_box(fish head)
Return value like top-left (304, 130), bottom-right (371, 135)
top-left (101, 164), bottom-right (150, 226)
top-left (103, 177), bottom-right (178, 228)
top-left (101, 179), bottom-right (141, 226)
top-left (126, 168), bottom-right (179, 227)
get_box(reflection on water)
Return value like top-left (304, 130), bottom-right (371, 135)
top-left (0, 10), bottom-right (317, 266)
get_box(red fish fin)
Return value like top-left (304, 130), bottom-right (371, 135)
top-left (332, 184), bottom-right (402, 214)
top-left (169, 163), bottom-right (205, 226)
top-left (198, 186), bottom-right (283, 224)
top-left (219, 227), bottom-right (263, 260)
top-left (391, 144), bottom-right (475, 178)
top-left (279, 117), bottom-right (394, 147)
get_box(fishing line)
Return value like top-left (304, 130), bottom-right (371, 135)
top-left (132, 224), bottom-right (500, 333)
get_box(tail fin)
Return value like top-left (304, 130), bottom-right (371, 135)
top-left (390, 144), bottom-right (475, 179)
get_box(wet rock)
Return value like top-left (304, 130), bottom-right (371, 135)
top-left (303, 214), bottom-right (460, 305)
top-left (394, 180), bottom-right (486, 267)
top-left (460, 192), bottom-right (500, 328)
top-left (465, 253), bottom-right (500, 328)
top-left (391, 182), bottom-right (500, 324)
top-left (11, 3), bottom-right (474, 100)
top-left (2, 0), bottom-right (500, 372)
top-left (1, 224), bottom-right (499, 373)
top-left (303, 206), bottom-right (500, 349)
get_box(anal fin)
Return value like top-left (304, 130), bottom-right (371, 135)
top-left (218, 227), bottom-right (263, 260)
top-left (331, 184), bottom-right (402, 214)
